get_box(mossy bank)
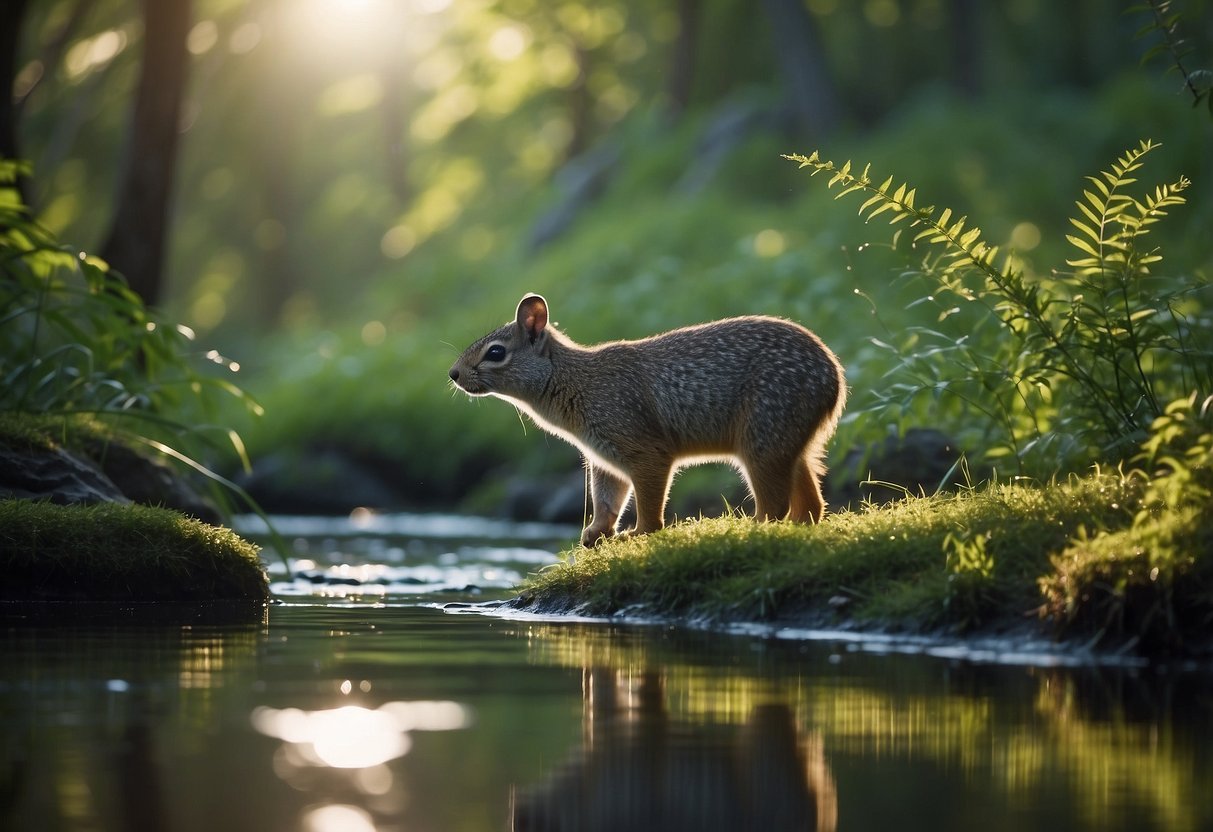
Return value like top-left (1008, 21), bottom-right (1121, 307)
top-left (0, 500), bottom-right (268, 603)
top-left (513, 473), bottom-right (1213, 657)
top-left (0, 415), bottom-right (270, 605)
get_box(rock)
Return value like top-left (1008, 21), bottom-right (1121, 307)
top-left (488, 429), bottom-right (971, 523)
top-left (237, 448), bottom-right (403, 515)
top-left (824, 428), bottom-right (973, 510)
top-left (0, 437), bottom-right (225, 523)
top-left (496, 465), bottom-right (750, 526)
top-left (498, 470), bottom-right (587, 524)
top-left (0, 444), bottom-right (130, 506)
top-left (85, 439), bottom-right (222, 524)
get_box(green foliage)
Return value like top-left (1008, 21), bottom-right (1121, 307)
top-left (1, 158), bottom-right (261, 459)
top-left (1040, 399), bottom-right (1213, 650)
top-left (217, 82), bottom-right (1210, 504)
top-left (1134, 392), bottom-right (1213, 517)
top-left (0, 160), bottom-right (290, 566)
top-left (786, 140), bottom-right (1211, 474)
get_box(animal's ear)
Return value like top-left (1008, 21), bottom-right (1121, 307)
top-left (516, 294), bottom-right (549, 344)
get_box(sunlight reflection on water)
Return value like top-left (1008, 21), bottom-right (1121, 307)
top-left (235, 511), bottom-right (577, 542)
top-left (251, 700), bottom-right (471, 769)
top-left (301, 804), bottom-right (377, 832)
top-left (268, 556), bottom-right (536, 598)
top-left (237, 511), bottom-right (570, 601)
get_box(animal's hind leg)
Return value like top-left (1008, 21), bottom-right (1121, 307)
top-left (743, 454), bottom-right (795, 522)
top-left (789, 455), bottom-right (825, 523)
top-left (628, 459), bottom-right (674, 535)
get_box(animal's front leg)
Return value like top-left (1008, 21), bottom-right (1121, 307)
top-left (581, 463), bottom-right (631, 547)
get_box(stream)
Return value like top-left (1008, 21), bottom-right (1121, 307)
top-left (2, 511), bottom-right (1211, 831)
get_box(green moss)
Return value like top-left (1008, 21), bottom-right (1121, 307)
top-left (0, 499), bottom-right (269, 603)
top-left (1041, 505), bottom-right (1213, 652)
top-left (0, 412), bottom-right (72, 451)
top-left (519, 473), bottom-right (1210, 647)
top-left (0, 411), bottom-right (128, 455)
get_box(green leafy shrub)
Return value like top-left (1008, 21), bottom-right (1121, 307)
top-left (1, 158), bottom-right (262, 510)
top-left (1039, 394), bottom-right (1213, 650)
top-left (786, 139), bottom-right (1211, 475)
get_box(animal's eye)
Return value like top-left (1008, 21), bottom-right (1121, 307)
top-left (484, 344), bottom-right (507, 362)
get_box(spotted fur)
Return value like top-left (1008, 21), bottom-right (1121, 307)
top-left (449, 294), bottom-right (846, 547)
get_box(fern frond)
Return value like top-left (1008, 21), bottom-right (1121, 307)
top-left (1062, 139), bottom-right (1188, 277)
top-left (785, 139), bottom-right (1199, 474)
top-left (781, 152), bottom-right (1004, 284)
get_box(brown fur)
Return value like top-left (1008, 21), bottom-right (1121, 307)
top-left (449, 294), bottom-right (846, 547)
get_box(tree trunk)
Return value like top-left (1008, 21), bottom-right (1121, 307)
top-left (665, 0), bottom-right (700, 122)
top-left (949, 0), bottom-right (982, 98)
top-left (379, 57), bottom-right (410, 204)
top-left (565, 41), bottom-right (592, 161)
top-left (99, 0), bottom-right (192, 306)
top-left (0, 0), bottom-right (31, 209)
top-left (758, 0), bottom-right (839, 139)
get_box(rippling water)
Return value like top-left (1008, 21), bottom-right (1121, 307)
top-left (2, 512), bottom-right (1211, 832)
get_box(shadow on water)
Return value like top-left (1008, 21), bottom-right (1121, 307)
top-left (2, 512), bottom-right (1211, 831)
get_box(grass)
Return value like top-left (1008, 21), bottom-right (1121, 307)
top-left (516, 471), bottom-right (1213, 653)
top-left (1042, 504), bottom-right (1213, 652)
top-left (0, 499), bottom-right (269, 603)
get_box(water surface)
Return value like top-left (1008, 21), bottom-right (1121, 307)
top-left (2, 512), bottom-right (1210, 831)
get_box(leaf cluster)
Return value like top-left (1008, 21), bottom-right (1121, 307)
top-left (785, 140), bottom-right (1211, 474)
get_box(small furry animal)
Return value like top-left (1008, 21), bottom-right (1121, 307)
top-left (449, 294), bottom-right (846, 547)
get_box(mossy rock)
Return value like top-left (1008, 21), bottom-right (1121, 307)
top-left (0, 499), bottom-right (269, 603)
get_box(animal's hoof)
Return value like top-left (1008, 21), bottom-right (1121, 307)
top-left (580, 527), bottom-right (614, 548)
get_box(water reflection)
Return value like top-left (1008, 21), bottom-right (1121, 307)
top-left (3, 587), bottom-right (1211, 831)
top-left (519, 622), bottom-right (1213, 832)
top-left (1, 614), bottom-right (266, 831)
top-left (513, 667), bottom-right (836, 831)
top-left (251, 700), bottom-right (471, 768)
top-left (302, 803), bottom-right (378, 832)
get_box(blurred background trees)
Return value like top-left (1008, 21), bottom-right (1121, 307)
top-left (12, 0), bottom-right (1206, 335)
top-left (6, 0), bottom-right (1212, 506)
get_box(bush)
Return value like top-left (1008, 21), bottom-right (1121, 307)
top-left (0, 158), bottom-right (294, 579)
top-left (787, 139), bottom-right (1211, 475)
top-left (1, 158), bottom-right (261, 496)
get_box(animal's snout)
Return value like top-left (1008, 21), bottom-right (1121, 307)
top-left (449, 367), bottom-right (460, 382)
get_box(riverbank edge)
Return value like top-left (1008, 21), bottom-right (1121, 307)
top-left (0, 413), bottom-right (270, 604)
top-left (0, 499), bottom-right (270, 603)
top-left (0, 414), bottom-right (269, 604)
top-left (510, 474), bottom-right (1213, 660)
top-left (501, 591), bottom-right (1213, 666)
